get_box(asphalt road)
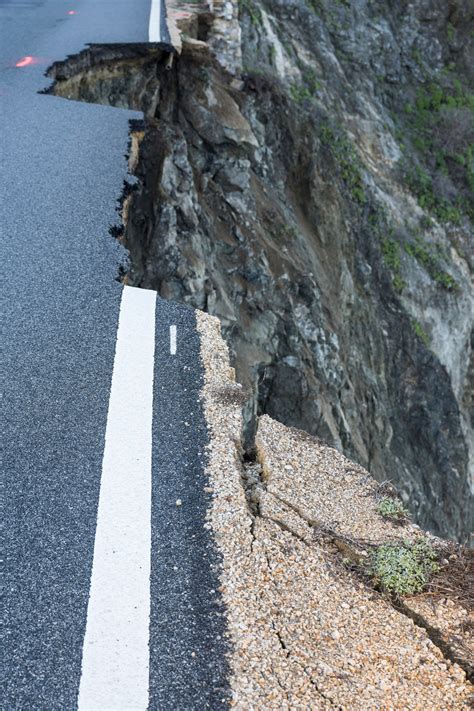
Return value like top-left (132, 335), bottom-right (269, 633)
top-left (1, 1), bottom-right (229, 708)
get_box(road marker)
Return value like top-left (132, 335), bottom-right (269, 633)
top-left (15, 56), bottom-right (34, 67)
top-left (149, 0), bottom-right (162, 42)
top-left (170, 325), bottom-right (177, 355)
top-left (78, 285), bottom-right (156, 711)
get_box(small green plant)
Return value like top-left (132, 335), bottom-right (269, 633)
top-left (447, 23), bottom-right (456, 43)
top-left (239, 0), bottom-right (262, 26)
top-left (367, 539), bottom-right (440, 596)
top-left (381, 238), bottom-right (405, 291)
top-left (404, 238), bottom-right (459, 291)
top-left (277, 223), bottom-right (299, 240)
top-left (420, 215), bottom-right (434, 229)
top-left (320, 124), bottom-right (367, 204)
top-left (412, 319), bottom-right (430, 347)
top-left (404, 164), bottom-right (464, 224)
top-left (307, 0), bottom-right (323, 13)
top-left (289, 69), bottom-right (321, 104)
top-left (466, 144), bottom-right (474, 193)
top-left (290, 83), bottom-right (313, 103)
top-left (377, 496), bottom-right (410, 521)
top-left (433, 270), bottom-right (458, 290)
top-left (411, 48), bottom-right (423, 68)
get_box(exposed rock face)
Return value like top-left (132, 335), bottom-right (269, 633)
top-left (205, 0), bottom-right (242, 73)
top-left (46, 0), bottom-right (473, 541)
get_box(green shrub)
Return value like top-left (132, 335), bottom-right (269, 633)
top-left (367, 539), bottom-right (440, 596)
top-left (404, 164), bottom-right (463, 224)
top-left (402, 80), bottom-right (473, 223)
top-left (290, 84), bottom-right (313, 103)
top-left (377, 496), bottom-right (409, 521)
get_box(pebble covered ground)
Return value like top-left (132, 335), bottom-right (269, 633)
top-left (196, 310), bottom-right (473, 709)
top-left (404, 594), bottom-right (473, 678)
top-left (256, 416), bottom-right (423, 545)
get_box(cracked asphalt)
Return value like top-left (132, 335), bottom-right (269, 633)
top-left (1, 1), bottom-right (229, 708)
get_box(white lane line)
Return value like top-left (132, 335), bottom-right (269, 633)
top-left (78, 285), bottom-right (156, 711)
top-left (170, 325), bottom-right (177, 355)
top-left (149, 0), bottom-right (162, 42)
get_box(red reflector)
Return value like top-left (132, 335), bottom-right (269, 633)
top-left (15, 56), bottom-right (34, 67)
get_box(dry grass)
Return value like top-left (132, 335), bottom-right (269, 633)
top-left (428, 545), bottom-right (474, 609)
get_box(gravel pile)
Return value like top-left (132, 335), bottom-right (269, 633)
top-left (196, 310), bottom-right (473, 709)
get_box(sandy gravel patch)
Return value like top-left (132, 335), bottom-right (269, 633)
top-left (196, 310), bottom-right (473, 709)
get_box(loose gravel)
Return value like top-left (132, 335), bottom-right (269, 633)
top-left (196, 310), bottom-right (473, 709)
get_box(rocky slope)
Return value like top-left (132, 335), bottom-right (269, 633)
top-left (46, 0), bottom-right (473, 541)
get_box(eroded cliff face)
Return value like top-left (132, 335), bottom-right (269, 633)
top-left (47, 0), bottom-right (473, 541)
top-left (233, 0), bottom-right (474, 540)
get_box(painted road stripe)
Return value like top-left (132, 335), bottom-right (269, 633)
top-left (78, 285), bottom-right (156, 711)
top-left (149, 0), bottom-right (162, 42)
top-left (170, 325), bottom-right (177, 355)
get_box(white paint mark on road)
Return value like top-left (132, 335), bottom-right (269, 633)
top-left (78, 285), bottom-right (156, 711)
top-left (170, 325), bottom-right (177, 355)
top-left (149, 0), bottom-right (162, 42)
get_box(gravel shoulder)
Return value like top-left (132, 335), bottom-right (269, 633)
top-left (196, 310), bottom-right (473, 709)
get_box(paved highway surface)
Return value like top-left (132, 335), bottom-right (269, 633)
top-left (1, 1), bottom-right (229, 708)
